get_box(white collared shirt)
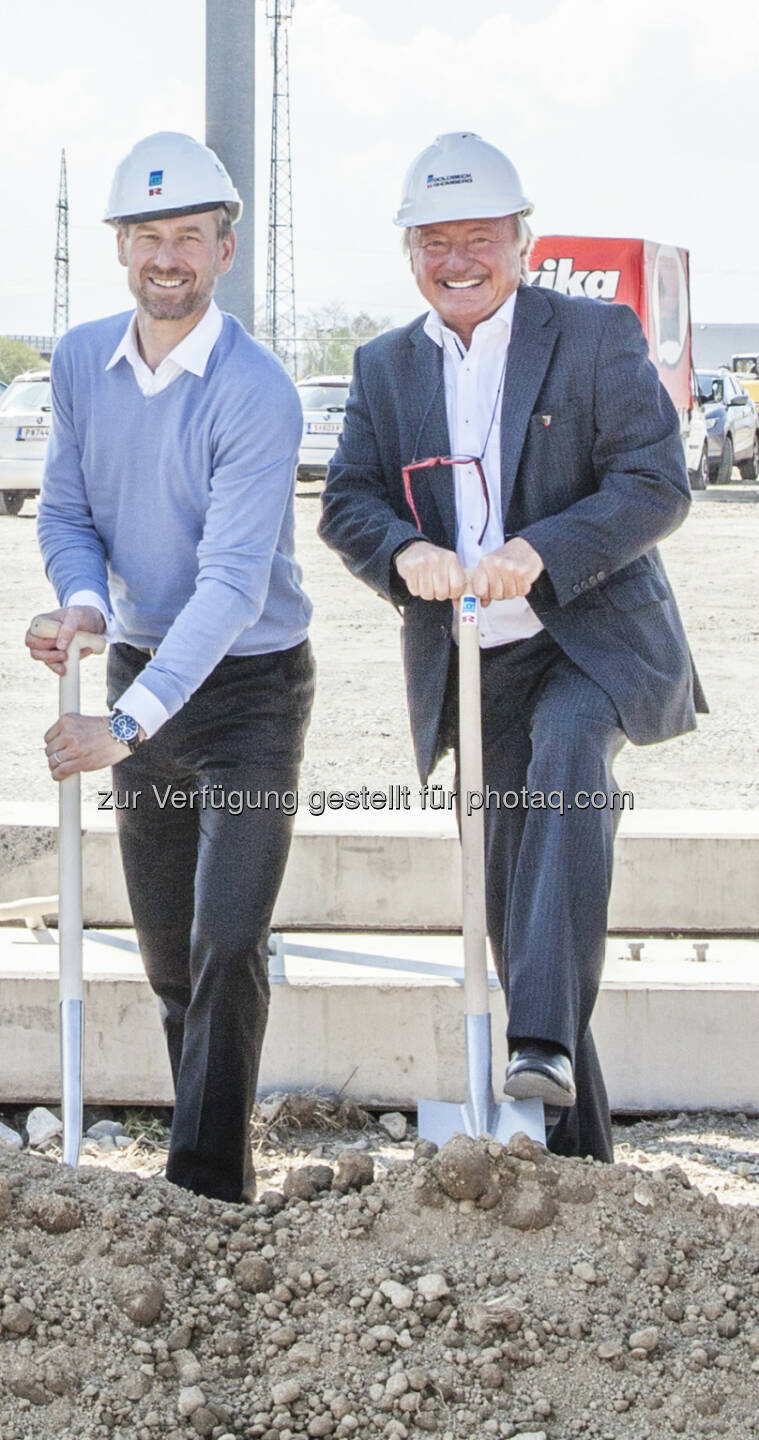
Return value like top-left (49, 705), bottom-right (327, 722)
top-left (104, 298), bottom-right (223, 396)
top-left (68, 301), bottom-right (225, 737)
top-left (424, 293), bottom-right (543, 647)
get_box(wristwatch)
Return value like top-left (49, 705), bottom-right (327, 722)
top-left (108, 710), bottom-right (142, 753)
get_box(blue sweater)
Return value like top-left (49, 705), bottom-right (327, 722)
top-left (38, 311), bottom-right (311, 722)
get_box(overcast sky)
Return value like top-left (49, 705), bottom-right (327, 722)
top-left (2, 0), bottom-right (757, 337)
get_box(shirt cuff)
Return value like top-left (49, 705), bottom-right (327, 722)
top-left (66, 589), bottom-right (117, 641)
top-left (112, 679), bottom-right (171, 740)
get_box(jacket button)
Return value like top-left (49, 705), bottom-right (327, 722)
top-left (597, 570), bottom-right (606, 580)
top-left (572, 584), bottom-right (581, 595)
top-left (588, 575), bottom-right (597, 586)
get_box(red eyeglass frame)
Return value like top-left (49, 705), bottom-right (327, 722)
top-left (401, 454), bottom-right (491, 546)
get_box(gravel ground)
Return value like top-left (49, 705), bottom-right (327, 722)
top-left (0, 1100), bottom-right (759, 1440)
top-left (1, 491), bottom-right (758, 813)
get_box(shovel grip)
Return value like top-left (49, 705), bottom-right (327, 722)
top-left (31, 613), bottom-right (106, 717)
top-left (30, 614), bottom-right (107, 655)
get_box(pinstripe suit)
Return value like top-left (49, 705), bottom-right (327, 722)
top-left (320, 282), bottom-right (706, 1159)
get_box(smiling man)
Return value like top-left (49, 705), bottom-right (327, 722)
top-left (26, 132), bottom-right (314, 1203)
top-left (320, 132), bottom-right (705, 1161)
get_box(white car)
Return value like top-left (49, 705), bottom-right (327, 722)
top-left (0, 368), bottom-right (51, 515)
top-left (296, 374), bottom-right (351, 484)
top-left (684, 399), bottom-right (709, 492)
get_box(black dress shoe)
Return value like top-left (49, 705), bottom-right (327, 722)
top-left (504, 1042), bottom-right (576, 1107)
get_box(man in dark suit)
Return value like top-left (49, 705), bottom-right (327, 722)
top-left (319, 132), bottom-right (705, 1161)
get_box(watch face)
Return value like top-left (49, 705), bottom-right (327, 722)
top-left (111, 712), bottom-right (139, 744)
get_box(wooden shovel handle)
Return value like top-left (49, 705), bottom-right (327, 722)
top-left (458, 588), bottom-right (491, 1018)
top-left (30, 614), bottom-right (107, 655)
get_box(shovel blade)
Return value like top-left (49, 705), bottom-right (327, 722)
top-left (417, 1012), bottom-right (546, 1150)
top-left (417, 1093), bottom-right (545, 1150)
top-left (60, 998), bottom-right (83, 1168)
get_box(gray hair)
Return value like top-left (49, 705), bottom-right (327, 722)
top-left (403, 212), bottom-right (534, 280)
top-left (215, 205), bottom-right (232, 242)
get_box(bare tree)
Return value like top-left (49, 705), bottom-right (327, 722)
top-left (296, 303), bottom-right (391, 378)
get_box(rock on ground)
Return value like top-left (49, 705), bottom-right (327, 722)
top-left (25, 1107), bottom-right (62, 1148)
top-left (1, 1112), bottom-right (759, 1438)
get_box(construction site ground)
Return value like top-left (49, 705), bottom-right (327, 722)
top-left (1, 490), bottom-right (758, 1438)
top-left (1, 1101), bottom-right (759, 1440)
top-left (1, 488), bottom-right (758, 813)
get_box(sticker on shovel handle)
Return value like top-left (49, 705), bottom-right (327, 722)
top-left (461, 595), bottom-right (478, 625)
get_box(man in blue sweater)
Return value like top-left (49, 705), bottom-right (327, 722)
top-left (26, 132), bottom-right (314, 1203)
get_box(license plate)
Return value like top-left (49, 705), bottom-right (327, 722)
top-left (306, 422), bottom-right (341, 435)
top-left (17, 426), bottom-right (50, 441)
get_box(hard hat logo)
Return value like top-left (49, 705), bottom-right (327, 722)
top-left (395, 132), bottom-right (533, 229)
top-left (426, 172), bottom-right (474, 189)
top-left (104, 132), bottom-right (243, 227)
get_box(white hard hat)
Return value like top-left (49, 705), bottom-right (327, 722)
top-left (104, 131), bottom-right (243, 226)
top-left (394, 131), bottom-right (533, 228)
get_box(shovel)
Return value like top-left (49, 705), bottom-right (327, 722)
top-left (30, 614), bottom-right (107, 1167)
top-left (417, 588), bottom-right (545, 1149)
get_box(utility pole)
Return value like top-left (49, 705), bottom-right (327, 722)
top-left (265, 0), bottom-right (297, 375)
top-left (53, 149), bottom-right (69, 339)
top-left (205, 0), bottom-right (255, 333)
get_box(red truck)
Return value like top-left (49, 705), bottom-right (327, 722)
top-left (528, 237), bottom-right (708, 488)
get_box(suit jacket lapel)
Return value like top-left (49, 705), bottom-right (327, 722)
top-left (405, 321), bottom-right (457, 544)
top-left (500, 284), bottom-right (560, 521)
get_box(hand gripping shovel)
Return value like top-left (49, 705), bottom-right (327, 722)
top-left (30, 615), bottom-right (107, 1167)
top-left (417, 589), bottom-right (545, 1148)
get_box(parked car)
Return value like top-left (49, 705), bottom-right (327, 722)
top-left (296, 374), bottom-right (351, 485)
top-left (0, 368), bottom-right (51, 514)
top-left (696, 368), bottom-right (759, 484)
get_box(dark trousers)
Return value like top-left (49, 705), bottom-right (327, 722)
top-left (107, 640), bottom-right (315, 1202)
top-left (444, 629), bottom-right (625, 1163)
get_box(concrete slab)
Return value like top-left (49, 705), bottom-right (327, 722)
top-left (692, 486), bottom-right (759, 503)
top-left (2, 806), bottom-right (758, 933)
top-left (1, 927), bottom-right (757, 1113)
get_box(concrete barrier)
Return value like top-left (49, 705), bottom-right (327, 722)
top-left (2, 804), bottom-right (757, 1114)
top-left (1, 805), bottom-right (758, 933)
top-left (1, 928), bottom-right (757, 1112)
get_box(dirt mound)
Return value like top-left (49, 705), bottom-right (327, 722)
top-left (2, 1121), bottom-right (759, 1440)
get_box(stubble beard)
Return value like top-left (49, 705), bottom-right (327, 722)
top-left (132, 271), bottom-right (216, 321)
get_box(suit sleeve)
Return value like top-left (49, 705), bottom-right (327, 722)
top-left (318, 347), bottom-right (428, 606)
top-left (519, 303), bottom-right (691, 607)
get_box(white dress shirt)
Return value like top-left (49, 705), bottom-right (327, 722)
top-left (68, 301), bottom-right (224, 737)
top-left (424, 293), bottom-right (543, 647)
top-left (104, 298), bottom-right (224, 396)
